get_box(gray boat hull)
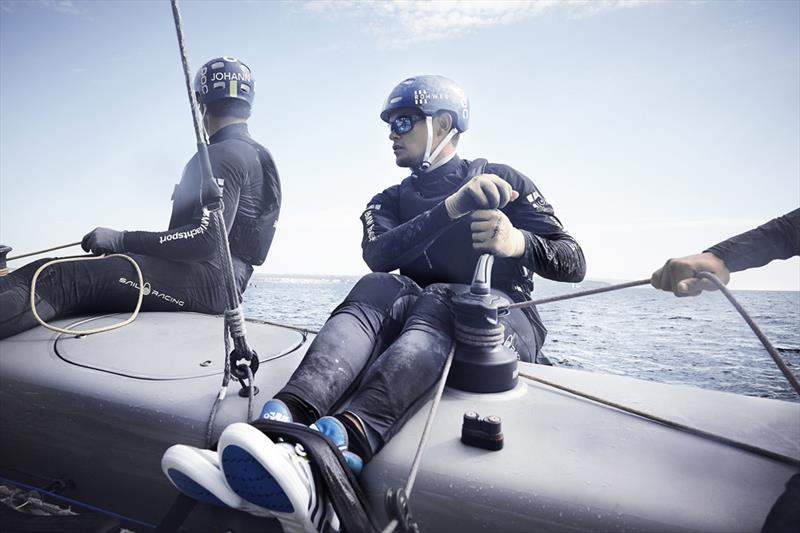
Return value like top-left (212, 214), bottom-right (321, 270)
top-left (1, 312), bottom-right (798, 532)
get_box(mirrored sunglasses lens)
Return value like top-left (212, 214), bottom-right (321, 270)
top-left (391, 116), bottom-right (412, 135)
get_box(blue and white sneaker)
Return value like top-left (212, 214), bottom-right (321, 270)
top-left (259, 398), bottom-right (294, 424)
top-left (160, 444), bottom-right (272, 517)
top-left (219, 423), bottom-right (337, 533)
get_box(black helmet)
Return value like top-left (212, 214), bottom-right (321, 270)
top-left (194, 56), bottom-right (254, 107)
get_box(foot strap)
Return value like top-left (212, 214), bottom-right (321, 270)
top-left (252, 419), bottom-right (381, 533)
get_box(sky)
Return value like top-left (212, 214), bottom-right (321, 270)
top-left (1, 0), bottom-right (798, 290)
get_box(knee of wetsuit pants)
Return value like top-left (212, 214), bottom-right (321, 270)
top-left (331, 272), bottom-right (421, 317)
top-left (401, 283), bottom-right (456, 334)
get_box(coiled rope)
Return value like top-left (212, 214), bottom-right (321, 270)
top-left (30, 254), bottom-right (145, 336)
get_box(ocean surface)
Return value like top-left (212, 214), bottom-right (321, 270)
top-left (243, 274), bottom-right (800, 403)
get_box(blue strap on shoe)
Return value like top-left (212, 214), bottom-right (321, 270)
top-left (312, 417), bottom-right (363, 476)
top-left (311, 417), bottom-right (347, 449)
top-left (259, 398), bottom-right (293, 423)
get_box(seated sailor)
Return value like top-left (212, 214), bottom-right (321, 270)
top-left (162, 75), bottom-right (586, 532)
top-left (0, 57), bottom-right (281, 340)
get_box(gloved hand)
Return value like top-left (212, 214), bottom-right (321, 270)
top-left (470, 209), bottom-right (526, 258)
top-left (81, 227), bottom-right (126, 255)
top-left (445, 174), bottom-right (519, 219)
top-left (650, 252), bottom-right (731, 297)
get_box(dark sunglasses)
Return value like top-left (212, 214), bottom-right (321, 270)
top-left (389, 115), bottom-right (425, 135)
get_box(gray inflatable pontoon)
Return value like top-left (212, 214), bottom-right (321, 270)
top-left (1, 312), bottom-right (798, 532)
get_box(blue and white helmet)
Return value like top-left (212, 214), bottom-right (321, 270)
top-left (194, 56), bottom-right (255, 107)
top-left (380, 75), bottom-right (469, 132)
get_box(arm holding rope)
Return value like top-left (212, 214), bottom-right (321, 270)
top-left (652, 208), bottom-right (799, 297)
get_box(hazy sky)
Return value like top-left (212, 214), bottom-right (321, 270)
top-left (1, 0), bottom-right (798, 290)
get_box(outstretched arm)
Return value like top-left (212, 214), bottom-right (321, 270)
top-left (651, 208), bottom-right (799, 296)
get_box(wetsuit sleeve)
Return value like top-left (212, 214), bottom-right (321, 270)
top-left (121, 149), bottom-right (248, 262)
top-left (360, 186), bottom-right (457, 272)
top-left (496, 165), bottom-right (586, 283)
top-left (705, 208), bottom-right (800, 272)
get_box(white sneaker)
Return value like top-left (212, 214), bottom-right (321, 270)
top-left (219, 423), bottom-right (338, 533)
top-left (161, 444), bottom-right (272, 517)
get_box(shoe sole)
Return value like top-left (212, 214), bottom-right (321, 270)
top-left (219, 423), bottom-right (316, 532)
top-left (161, 444), bottom-right (241, 508)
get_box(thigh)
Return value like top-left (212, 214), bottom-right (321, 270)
top-left (56, 254), bottom-right (227, 315)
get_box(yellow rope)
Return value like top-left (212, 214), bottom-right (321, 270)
top-left (30, 254), bottom-right (144, 336)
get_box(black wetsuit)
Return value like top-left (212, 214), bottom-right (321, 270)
top-left (707, 208), bottom-right (800, 533)
top-left (0, 123), bottom-right (280, 339)
top-left (277, 156), bottom-right (585, 460)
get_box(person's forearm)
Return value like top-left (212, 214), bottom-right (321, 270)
top-left (362, 202), bottom-right (455, 272)
top-left (123, 210), bottom-right (218, 262)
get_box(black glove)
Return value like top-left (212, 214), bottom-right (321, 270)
top-left (81, 227), bottom-right (126, 254)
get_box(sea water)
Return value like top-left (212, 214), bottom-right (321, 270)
top-left (243, 275), bottom-right (800, 403)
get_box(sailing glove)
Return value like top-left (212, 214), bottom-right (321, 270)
top-left (470, 209), bottom-right (526, 258)
top-left (445, 174), bottom-right (519, 219)
top-left (82, 227), bottom-right (126, 255)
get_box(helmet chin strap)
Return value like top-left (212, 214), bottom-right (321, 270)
top-left (419, 116), bottom-right (458, 172)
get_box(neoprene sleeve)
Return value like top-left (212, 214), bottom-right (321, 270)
top-left (706, 208), bottom-right (800, 273)
top-left (361, 200), bottom-right (456, 272)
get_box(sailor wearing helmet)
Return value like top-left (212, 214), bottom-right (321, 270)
top-left (0, 57), bottom-right (281, 339)
top-left (161, 75), bottom-right (585, 533)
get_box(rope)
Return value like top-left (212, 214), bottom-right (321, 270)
top-left (169, 0), bottom-right (206, 145)
top-left (381, 343), bottom-right (456, 533)
top-left (455, 322), bottom-right (505, 347)
top-left (380, 271), bottom-right (797, 532)
top-left (224, 307), bottom-right (247, 338)
top-left (518, 371), bottom-right (800, 468)
top-left (171, 0), bottom-right (257, 438)
top-left (506, 275), bottom-right (798, 397)
top-left (30, 254), bottom-right (144, 336)
top-left (506, 278), bottom-right (650, 310)
top-left (696, 272), bottom-right (800, 396)
top-left (6, 242), bottom-right (82, 262)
